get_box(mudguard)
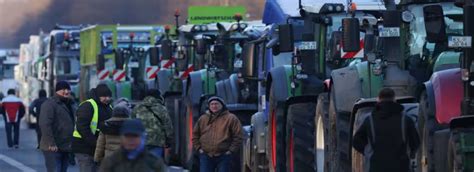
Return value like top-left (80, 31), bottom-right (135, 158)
top-left (216, 80), bottom-right (227, 102)
top-left (429, 68), bottom-right (462, 125)
top-left (251, 112), bottom-right (267, 153)
top-left (266, 66), bottom-right (290, 102)
top-left (187, 70), bottom-right (204, 105)
top-left (331, 65), bottom-right (363, 113)
top-left (157, 69), bottom-right (173, 94)
top-left (229, 74), bottom-right (239, 103)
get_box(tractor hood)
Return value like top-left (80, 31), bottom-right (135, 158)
top-left (429, 68), bottom-right (463, 125)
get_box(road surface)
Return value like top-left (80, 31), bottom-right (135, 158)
top-left (0, 118), bottom-right (186, 172)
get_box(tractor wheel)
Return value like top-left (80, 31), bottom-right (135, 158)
top-left (447, 132), bottom-right (461, 172)
top-left (315, 93), bottom-right (331, 172)
top-left (418, 91), bottom-right (445, 172)
top-left (351, 107), bottom-right (375, 172)
top-left (163, 95), bottom-right (183, 166)
top-left (267, 85), bottom-right (286, 172)
top-left (285, 101), bottom-right (317, 172)
top-left (329, 85), bottom-right (351, 172)
top-left (433, 129), bottom-right (450, 172)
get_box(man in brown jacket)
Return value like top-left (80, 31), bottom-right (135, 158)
top-left (192, 96), bottom-right (243, 172)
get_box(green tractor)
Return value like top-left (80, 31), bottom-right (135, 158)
top-left (79, 25), bottom-right (167, 103)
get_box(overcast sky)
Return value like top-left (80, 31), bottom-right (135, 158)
top-left (0, 0), bottom-right (264, 48)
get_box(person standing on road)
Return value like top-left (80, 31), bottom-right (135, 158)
top-left (192, 96), bottom-right (243, 172)
top-left (132, 89), bottom-right (173, 159)
top-left (72, 84), bottom-right (113, 172)
top-left (94, 102), bottom-right (131, 163)
top-left (99, 119), bottom-right (165, 172)
top-left (353, 88), bottom-right (420, 172)
top-left (39, 81), bottom-right (75, 172)
top-left (0, 89), bottom-right (25, 149)
top-left (30, 89), bottom-right (48, 149)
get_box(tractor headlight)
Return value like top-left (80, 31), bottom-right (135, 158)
top-left (402, 11), bottom-right (414, 23)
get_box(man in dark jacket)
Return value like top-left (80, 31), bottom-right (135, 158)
top-left (192, 96), bottom-right (243, 172)
top-left (99, 119), bottom-right (165, 172)
top-left (353, 88), bottom-right (420, 172)
top-left (30, 89), bottom-right (48, 148)
top-left (72, 84), bottom-right (113, 172)
top-left (39, 81), bottom-right (75, 172)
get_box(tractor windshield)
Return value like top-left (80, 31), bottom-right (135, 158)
top-left (54, 56), bottom-right (80, 75)
top-left (408, 3), bottom-right (463, 56)
top-left (1, 64), bottom-right (15, 79)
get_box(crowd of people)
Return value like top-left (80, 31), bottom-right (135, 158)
top-left (0, 81), bottom-right (244, 172)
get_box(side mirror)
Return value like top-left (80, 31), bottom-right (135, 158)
top-left (161, 39), bottom-right (172, 60)
top-left (423, 5), bottom-right (447, 43)
top-left (114, 50), bottom-right (124, 70)
top-left (97, 54), bottom-right (105, 71)
top-left (241, 43), bottom-right (256, 77)
top-left (149, 47), bottom-right (159, 66)
top-left (196, 39), bottom-right (207, 55)
top-left (278, 24), bottom-right (294, 52)
top-left (342, 18), bottom-right (360, 52)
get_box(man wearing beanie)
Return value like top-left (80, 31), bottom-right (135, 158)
top-left (132, 88), bottom-right (173, 159)
top-left (99, 119), bottom-right (165, 172)
top-left (94, 103), bottom-right (130, 162)
top-left (73, 84), bottom-right (113, 172)
top-left (192, 96), bottom-right (243, 172)
top-left (39, 81), bottom-right (75, 172)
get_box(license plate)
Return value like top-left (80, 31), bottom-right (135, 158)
top-left (379, 27), bottom-right (400, 37)
top-left (448, 36), bottom-right (472, 48)
top-left (128, 62), bottom-right (139, 68)
top-left (295, 41), bottom-right (317, 50)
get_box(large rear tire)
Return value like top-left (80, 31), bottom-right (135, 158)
top-left (329, 85), bottom-right (351, 172)
top-left (267, 85), bottom-right (286, 172)
top-left (418, 91), bottom-right (445, 172)
top-left (433, 129), bottom-right (450, 172)
top-left (285, 102), bottom-right (317, 172)
top-left (315, 93), bottom-right (331, 172)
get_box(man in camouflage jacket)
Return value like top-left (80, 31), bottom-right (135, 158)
top-left (132, 89), bottom-right (173, 158)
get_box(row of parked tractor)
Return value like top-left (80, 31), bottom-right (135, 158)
top-left (14, 0), bottom-right (474, 171)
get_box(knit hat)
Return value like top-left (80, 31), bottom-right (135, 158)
top-left (207, 96), bottom-right (227, 111)
top-left (55, 81), bottom-right (71, 91)
top-left (113, 103), bottom-right (131, 118)
top-left (39, 89), bottom-right (47, 98)
top-left (121, 119), bottom-right (145, 135)
top-left (95, 84), bottom-right (112, 97)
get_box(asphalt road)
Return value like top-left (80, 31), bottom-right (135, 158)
top-left (0, 118), bottom-right (186, 172)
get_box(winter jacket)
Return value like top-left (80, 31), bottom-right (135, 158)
top-left (99, 147), bottom-right (165, 172)
top-left (39, 95), bottom-right (75, 152)
top-left (29, 97), bottom-right (48, 119)
top-left (353, 101), bottom-right (420, 172)
top-left (94, 117), bottom-right (127, 162)
top-left (192, 110), bottom-right (243, 156)
top-left (1, 95), bottom-right (25, 123)
top-left (72, 97), bottom-right (113, 156)
top-left (132, 96), bottom-right (173, 147)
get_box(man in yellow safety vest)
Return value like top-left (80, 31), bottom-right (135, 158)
top-left (72, 84), bottom-right (113, 172)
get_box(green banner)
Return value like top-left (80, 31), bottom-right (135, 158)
top-left (188, 6), bottom-right (247, 24)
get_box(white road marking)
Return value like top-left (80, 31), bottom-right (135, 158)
top-left (0, 154), bottom-right (37, 172)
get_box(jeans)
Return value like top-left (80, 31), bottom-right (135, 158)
top-left (4, 122), bottom-right (20, 147)
top-left (75, 153), bottom-right (97, 172)
top-left (199, 153), bottom-right (231, 172)
top-left (148, 146), bottom-right (164, 158)
top-left (43, 151), bottom-right (69, 172)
